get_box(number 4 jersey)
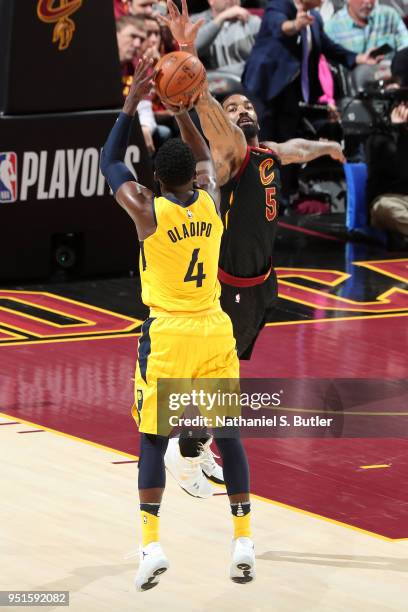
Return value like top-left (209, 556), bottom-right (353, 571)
top-left (140, 189), bottom-right (223, 314)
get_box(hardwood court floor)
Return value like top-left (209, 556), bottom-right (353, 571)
top-left (1, 230), bottom-right (407, 609)
top-left (1, 415), bottom-right (408, 612)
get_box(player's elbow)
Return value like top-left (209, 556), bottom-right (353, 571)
top-left (100, 147), bottom-right (110, 179)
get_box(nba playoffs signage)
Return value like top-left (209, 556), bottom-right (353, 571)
top-left (0, 153), bottom-right (17, 203)
top-left (0, 111), bottom-right (151, 205)
top-left (0, 147), bottom-right (140, 203)
top-left (0, 110), bottom-right (152, 278)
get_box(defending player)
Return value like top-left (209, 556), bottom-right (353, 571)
top-left (161, 0), bottom-right (345, 360)
top-left (160, 0), bottom-right (346, 491)
top-left (100, 58), bottom-right (255, 591)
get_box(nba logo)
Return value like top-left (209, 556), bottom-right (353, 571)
top-left (0, 152), bottom-right (17, 203)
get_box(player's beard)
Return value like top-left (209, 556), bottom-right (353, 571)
top-left (240, 122), bottom-right (259, 140)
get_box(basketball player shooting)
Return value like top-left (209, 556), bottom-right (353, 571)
top-left (160, 0), bottom-right (346, 499)
top-left (100, 57), bottom-right (255, 590)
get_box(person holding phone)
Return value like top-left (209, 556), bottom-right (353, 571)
top-left (325, 0), bottom-right (408, 58)
top-left (242, 0), bottom-right (378, 197)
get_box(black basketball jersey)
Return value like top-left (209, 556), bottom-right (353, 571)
top-left (219, 145), bottom-right (281, 278)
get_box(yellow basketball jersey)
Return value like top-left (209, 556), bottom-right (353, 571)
top-left (140, 189), bottom-right (223, 314)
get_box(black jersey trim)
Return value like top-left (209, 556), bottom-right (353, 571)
top-left (139, 242), bottom-right (147, 271)
top-left (165, 190), bottom-right (199, 207)
top-left (138, 317), bottom-right (155, 383)
top-left (151, 196), bottom-right (157, 227)
top-left (253, 144), bottom-right (281, 163)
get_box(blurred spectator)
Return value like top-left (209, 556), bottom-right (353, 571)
top-left (243, 0), bottom-right (376, 142)
top-left (325, 0), bottom-right (408, 56)
top-left (129, 0), bottom-right (156, 16)
top-left (192, 0), bottom-right (261, 76)
top-left (114, 0), bottom-right (130, 18)
top-left (116, 16), bottom-right (171, 155)
top-left (116, 15), bottom-right (147, 84)
top-left (242, 0), bottom-right (380, 198)
top-left (319, 0), bottom-right (345, 22)
top-left (138, 16), bottom-right (179, 135)
top-left (366, 47), bottom-right (408, 241)
top-left (142, 16), bottom-right (163, 60)
top-left (379, 0), bottom-right (408, 20)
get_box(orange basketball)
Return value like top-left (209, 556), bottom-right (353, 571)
top-left (154, 51), bottom-right (207, 106)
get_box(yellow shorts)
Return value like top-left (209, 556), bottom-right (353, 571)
top-left (132, 308), bottom-right (239, 435)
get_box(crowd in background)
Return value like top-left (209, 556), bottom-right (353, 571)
top-left (113, 0), bottom-right (408, 242)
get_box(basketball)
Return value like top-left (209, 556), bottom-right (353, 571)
top-left (154, 51), bottom-right (207, 106)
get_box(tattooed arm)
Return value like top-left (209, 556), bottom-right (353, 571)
top-left (264, 139), bottom-right (346, 165)
top-left (160, 0), bottom-right (247, 186)
top-left (195, 93), bottom-right (248, 186)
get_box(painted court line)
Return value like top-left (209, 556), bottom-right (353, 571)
top-left (1, 411), bottom-right (405, 542)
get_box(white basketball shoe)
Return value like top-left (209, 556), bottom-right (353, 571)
top-left (164, 437), bottom-right (215, 498)
top-left (134, 542), bottom-right (169, 592)
top-left (230, 537), bottom-right (256, 583)
top-left (199, 437), bottom-right (224, 485)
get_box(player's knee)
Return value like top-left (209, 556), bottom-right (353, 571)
top-left (140, 433), bottom-right (168, 457)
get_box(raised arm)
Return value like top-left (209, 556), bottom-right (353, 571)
top-left (171, 108), bottom-right (221, 211)
top-left (159, 0), bottom-right (247, 186)
top-left (100, 58), bottom-right (156, 240)
top-left (264, 138), bottom-right (346, 165)
top-left (195, 93), bottom-right (248, 186)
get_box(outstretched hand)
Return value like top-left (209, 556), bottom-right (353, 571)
top-left (391, 102), bottom-right (408, 124)
top-left (326, 141), bottom-right (346, 163)
top-left (157, 0), bottom-right (205, 45)
top-left (160, 90), bottom-right (204, 114)
top-left (123, 56), bottom-right (154, 114)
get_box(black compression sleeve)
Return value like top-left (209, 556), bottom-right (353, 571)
top-left (100, 112), bottom-right (137, 195)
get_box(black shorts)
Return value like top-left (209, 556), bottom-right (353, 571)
top-left (220, 273), bottom-right (277, 360)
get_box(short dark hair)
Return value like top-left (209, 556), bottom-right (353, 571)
top-left (220, 94), bottom-right (235, 108)
top-left (116, 15), bottom-right (146, 33)
top-left (154, 138), bottom-right (196, 187)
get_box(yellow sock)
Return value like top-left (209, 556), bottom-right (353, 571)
top-left (140, 503), bottom-right (160, 547)
top-left (231, 501), bottom-right (251, 539)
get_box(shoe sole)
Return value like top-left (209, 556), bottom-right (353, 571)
top-left (165, 466), bottom-right (213, 499)
top-left (202, 469), bottom-right (224, 485)
top-left (138, 566), bottom-right (168, 592)
top-left (230, 561), bottom-right (255, 584)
